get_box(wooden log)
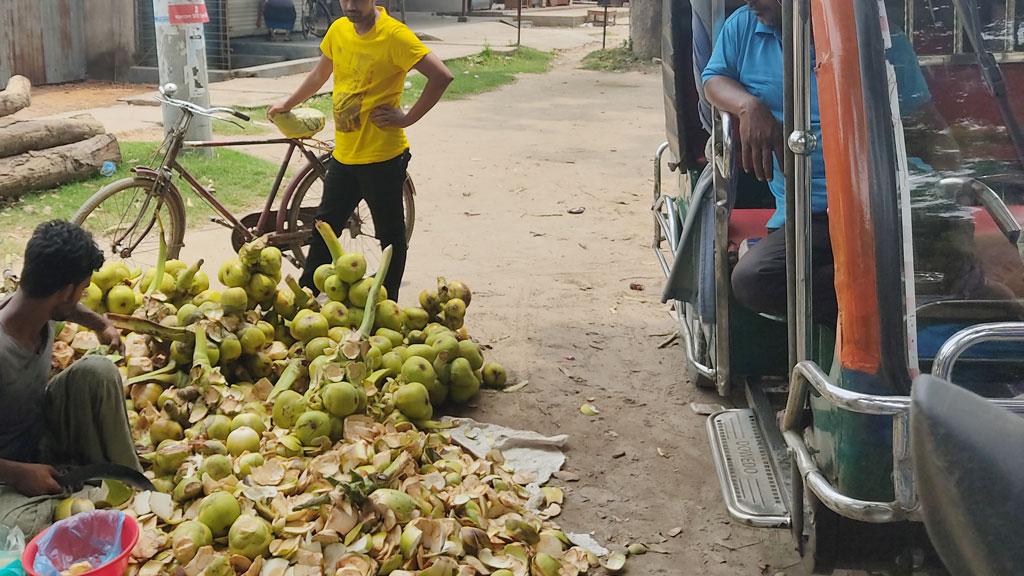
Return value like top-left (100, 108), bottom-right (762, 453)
top-left (0, 134), bottom-right (121, 200)
top-left (0, 114), bottom-right (106, 159)
top-left (0, 76), bottom-right (31, 118)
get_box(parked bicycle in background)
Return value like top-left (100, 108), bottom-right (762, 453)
top-left (303, 0), bottom-right (338, 38)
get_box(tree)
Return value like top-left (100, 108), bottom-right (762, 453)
top-left (630, 0), bottom-right (663, 60)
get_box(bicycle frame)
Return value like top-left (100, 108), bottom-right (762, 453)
top-left (143, 106), bottom-right (331, 249)
top-left (182, 138), bottom-right (329, 240)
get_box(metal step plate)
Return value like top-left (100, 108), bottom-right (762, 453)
top-left (706, 409), bottom-right (790, 527)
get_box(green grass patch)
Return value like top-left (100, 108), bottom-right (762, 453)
top-left (403, 46), bottom-right (554, 104)
top-left (0, 141), bottom-right (279, 259)
top-left (221, 46), bottom-right (556, 135)
top-left (213, 107), bottom-right (273, 136)
top-left (306, 94), bottom-right (335, 117)
top-left (582, 43), bottom-right (652, 72)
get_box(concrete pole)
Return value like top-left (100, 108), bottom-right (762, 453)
top-left (153, 0), bottom-right (213, 155)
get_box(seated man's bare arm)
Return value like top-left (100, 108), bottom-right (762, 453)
top-left (0, 458), bottom-right (61, 497)
top-left (705, 76), bottom-right (785, 182)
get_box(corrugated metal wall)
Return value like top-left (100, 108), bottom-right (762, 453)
top-left (0, 0), bottom-right (86, 89)
top-left (227, 0), bottom-right (263, 38)
top-left (84, 0), bottom-right (136, 81)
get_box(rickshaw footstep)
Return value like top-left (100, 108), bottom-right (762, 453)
top-left (707, 409), bottom-right (790, 528)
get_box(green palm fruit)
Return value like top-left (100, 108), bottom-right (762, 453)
top-left (313, 264), bottom-right (335, 293)
top-left (457, 339), bottom-right (484, 370)
top-left (449, 357), bottom-right (481, 404)
top-left (403, 307), bottom-right (430, 330)
top-left (323, 275), bottom-right (348, 302)
top-left (374, 299), bottom-right (403, 332)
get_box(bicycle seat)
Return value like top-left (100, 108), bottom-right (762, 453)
top-left (272, 107), bottom-right (327, 139)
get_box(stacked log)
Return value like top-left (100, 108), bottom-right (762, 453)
top-left (0, 76), bottom-right (121, 201)
top-left (0, 76), bottom-right (30, 117)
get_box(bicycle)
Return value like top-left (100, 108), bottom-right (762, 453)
top-left (303, 0), bottom-right (337, 38)
top-left (73, 83), bottom-right (415, 271)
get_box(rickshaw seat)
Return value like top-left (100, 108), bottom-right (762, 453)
top-left (728, 209), bottom-right (774, 252)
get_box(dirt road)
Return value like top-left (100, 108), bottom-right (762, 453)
top-left (177, 44), bottom-right (803, 574)
top-left (395, 48), bottom-right (799, 575)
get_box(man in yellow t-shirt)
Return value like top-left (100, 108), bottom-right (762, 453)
top-left (269, 0), bottom-right (453, 300)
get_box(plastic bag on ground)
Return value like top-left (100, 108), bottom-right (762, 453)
top-left (0, 525), bottom-right (24, 574)
top-left (32, 510), bottom-right (125, 576)
top-left (445, 417), bottom-right (568, 484)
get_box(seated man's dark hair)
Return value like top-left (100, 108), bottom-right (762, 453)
top-left (20, 220), bottom-right (104, 298)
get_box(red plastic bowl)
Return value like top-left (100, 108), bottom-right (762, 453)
top-left (22, 511), bottom-right (139, 576)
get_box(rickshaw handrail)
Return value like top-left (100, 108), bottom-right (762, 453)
top-left (782, 361), bottom-right (917, 523)
top-left (714, 112), bottom-right (734, 178)
top-left (653, 142), bottom-right (671, 202)
top-left (783, 361), bottom-right (909, 433)
top-left (932, 322), bottom-right (1024, 381)
top-left (782, 356), bottom-right (1024, 524)
top-left (652, 141), bottom-right (675, 277)
top-left (783, 429), bottom-right (914, 523)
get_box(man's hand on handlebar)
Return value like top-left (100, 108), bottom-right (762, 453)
top-left (268, 102), bottom-right (292, 118)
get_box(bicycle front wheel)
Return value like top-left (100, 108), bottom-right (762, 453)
top-left (73, 176), bottom-right (187, 269)
top-left (304, 1), bottom-right (334, 38)
top-left (285, 162), bottom-right (416, 270)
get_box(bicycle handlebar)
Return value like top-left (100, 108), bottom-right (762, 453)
top-left (156, 93), bottom-right (250, 122)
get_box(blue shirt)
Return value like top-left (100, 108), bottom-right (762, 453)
top-left (702, 6), bottom-right (828, 229)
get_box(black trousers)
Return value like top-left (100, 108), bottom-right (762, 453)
top-left (300, 151), bottom-right (411, 300)
top-left (731, 214), bottom-right (838, 327)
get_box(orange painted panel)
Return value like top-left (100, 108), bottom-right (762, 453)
top-left (811, 0), bottom-right (882, 373)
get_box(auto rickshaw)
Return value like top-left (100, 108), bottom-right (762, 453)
top-left (654, 0), bottom-right (1024, 573)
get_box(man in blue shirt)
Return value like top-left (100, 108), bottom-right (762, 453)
top-left (702, 0), bottom-right (836, 324)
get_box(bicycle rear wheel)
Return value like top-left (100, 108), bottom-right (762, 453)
top-left (73, 176), bottom-right (187, 270)
top-left (285, 160), bottom-right (416, 271)
top-left (304, 0), bottom-right (334, 38)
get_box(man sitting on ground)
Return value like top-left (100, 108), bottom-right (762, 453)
top-left (0, 220), bottom-right (140, 536)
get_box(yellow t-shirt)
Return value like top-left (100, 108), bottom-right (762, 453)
top-left (320, 8), bottom-right (430, 165)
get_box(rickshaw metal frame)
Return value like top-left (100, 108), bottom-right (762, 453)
top-left (932, 322), bottom-right (1024, 381)
top-left (781, 0), bottom-right (913, 529)
top-left (711, 111), bottom-right (735, 395)
top-left (657, 0), bottom-right (1024, 569)
top-left (781, 0), bottom-right (1024, 531)
top-left (787, 0), bottom-right (815, 367)
top-left (783, 338), bottom-right (1024, 525)
top-left (652, 142), bottom-right (716, 381)
top-left (652, 141), bottom-right (675, 278)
